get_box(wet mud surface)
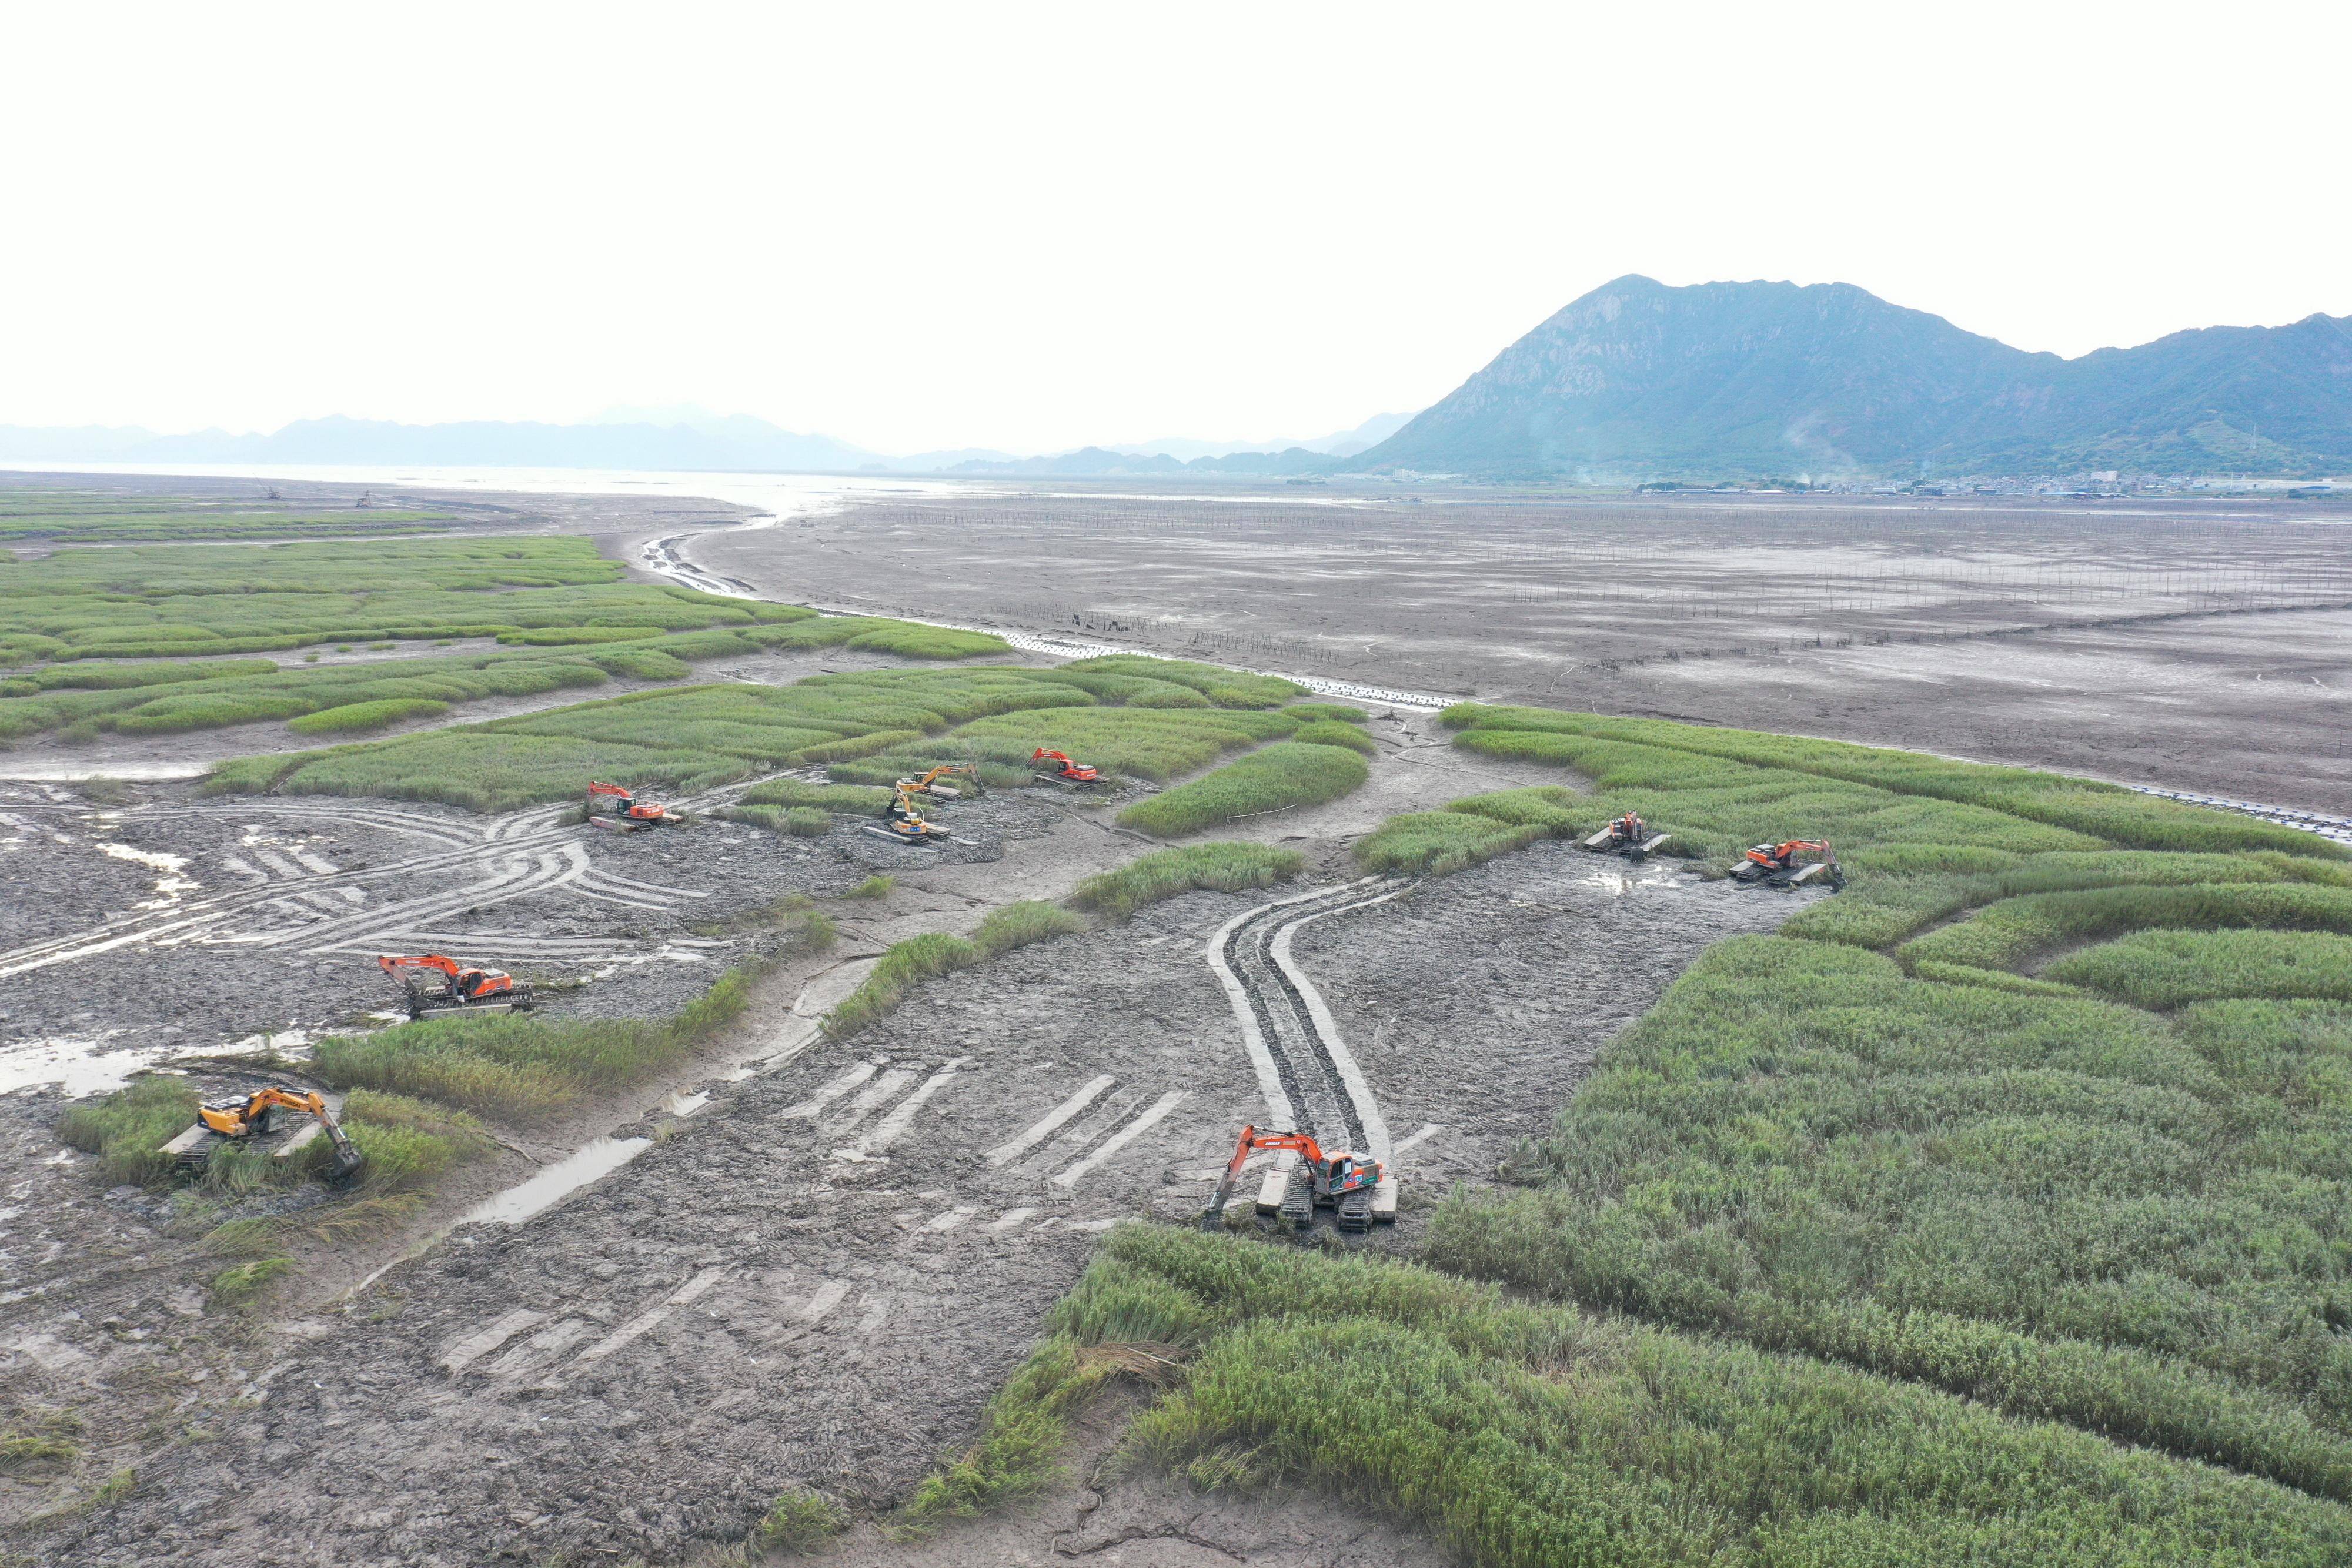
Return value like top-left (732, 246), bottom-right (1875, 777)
top-left (20, 842), bottom-right (1801, 1564)
top-left (0, 777), bottom-right (1057, 1095)
top-left (693, 490), bottom-right (2352, 814)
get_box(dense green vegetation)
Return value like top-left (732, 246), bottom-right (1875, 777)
top-left (1116, 740), bottom-right (1368, 837)
top-left (0, 536), bottom-right (798, 665)
top-left (1067, 842), bottom-right (1306, 920)
top-left (926, 703), bottom-right (2352, 1553)
top-left (0, 534), bottom-right (1019, 746)
top-left (1394, 705), bottom-right (2352, 1501)
top-left (895, 1223), bottom-right (2352, 1564)
top-left (314, 952), bottom-right (789, 1118)
top-left (0, 489), bottom-right (454, 542)
top-left (207, 657), bottom-right (1342, 815)
top-left (59, 1076), bottom-right (205, 1186)
top-left (286, 697), bottom-right (450, 735)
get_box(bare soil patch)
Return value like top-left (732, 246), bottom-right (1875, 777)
top-left (690, 489), bottom-right (2352, 812)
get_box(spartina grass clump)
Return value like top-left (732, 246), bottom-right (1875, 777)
top-left (1067, 844), bottom-right (1305, 919)
top-left (1117, 742), bottom-right (1367, 837)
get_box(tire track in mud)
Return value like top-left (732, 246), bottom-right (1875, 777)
top-left (0, 800), bottom-right (709, 976)
top-left (1208, 878), bottom-right (1410, 1216)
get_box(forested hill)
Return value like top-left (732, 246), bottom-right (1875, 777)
top-left (1351, 275), bottom-right (2352, 480)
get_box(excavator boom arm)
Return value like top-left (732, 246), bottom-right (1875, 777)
top-left (380, 952), bottom-right (461, 979)
top-left (1200, 1126), bottom-right (1337, 1227)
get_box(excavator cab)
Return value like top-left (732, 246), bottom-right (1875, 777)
top-left (173, 1086), bottom-right (363, 1179)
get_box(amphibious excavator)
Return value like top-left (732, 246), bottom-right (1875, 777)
top-left (1031, 748), bottom-right (1102, 787)
top-left (379, 953), bottom-right (536, 1019)
top-left (1201, 1125), bottom-right (1385, 1233)
top-left (586, 781), bottom-right (686, 831)
top-left (167, 1085), bottom-right (363, 1178)
top-left (863, 783), bottom-right (952, 847)
top-left (1732, 839), bottom-right (1843, 890)
top-left (1581, 811), bottom-right (1671, 861)
top-left (895, 761), bottom-right (984, 801)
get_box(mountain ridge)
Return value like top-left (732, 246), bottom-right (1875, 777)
top-left (1352, 275), bottom-right (2352, 479)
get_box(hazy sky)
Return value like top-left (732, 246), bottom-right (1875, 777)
top-left (4, 4), bottom-right (2346, 454)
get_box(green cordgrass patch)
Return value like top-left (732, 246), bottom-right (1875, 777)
top-left (1067, 843), bottom-right (1306, 920)
top-left (1349, 785), bottom-right (1585, 875)
top-left (206, 659), bottom-right (1342, 814)
top-left (313, 957), bottom-right (766, 1119)
top-left (973, 900), bottom-right (1087, 955)
top-left (1425, 922), bottom-right (2352, 1479)
top-left (58, 1076), bottom-right (201, 1186)
top-left (2046, 929), bottom-right (2352, 1008)
top-left (1444, 704), bottom-right (2347, 860)
top-left (287, 697), bottom-right (449, 735)
top-left (953, 1225), bottom-right (2352, 1563)
top-left (0, 534), bottom-right (816, 666)
top-left (0, 489), bottom-right (454, 543)
top-left (205, 666), bottom-right (1097, 811)
top-left (736, 777), bottom-right (896, 813)
top-left (0, 1429), bottom-right (82, 1474)
top-left (1900, 882), bottom-right (2352, 973)
top-left (1052, 654), bottom-right (1304, 709)
top-left (1355, 810), bottom-right (1541, 875)
top-left (754, 1487), bottom-right (851, 1553)
top-left (1117, 742), bottom-right (1368, 837)
top-left (1288, 719), bottom-right (1375, 753)
top-left (919, 703), bottom-right (1314, 783)
top-left (208, 1255), bottom-right (296, 1308)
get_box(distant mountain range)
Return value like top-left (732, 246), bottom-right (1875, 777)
top-left (7, 282), bottom-right (2346, 483)
top-left (1352, 276), bottom-right (2352, 480)
top-left (0, 409), bottom-right (1411, 480)
top-left (0, 413), bottom-right (878, 474)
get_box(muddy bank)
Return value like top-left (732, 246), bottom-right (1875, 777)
top-left (25, 836), bottom-right (1800, 1566)
top-left (0, 778), bottom-right (1063, 1096)
top-left (689, 491), bottom-right (2352, 814)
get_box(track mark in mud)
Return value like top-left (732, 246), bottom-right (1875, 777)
top-left (440, 1308), bottom-right (548, 1373)
top-left (1209, 880), bottom-right (1404, 1159)
top-left (1051, 1089), bottom-right (1189, 1188)
top-left (0, 797), bottom-right (714, 977)
top-left (986, 1074), bottom-right (1117, 1166)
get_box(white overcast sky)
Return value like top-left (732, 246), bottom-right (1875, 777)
top-left (2, 2), bottom-right (2346, 455)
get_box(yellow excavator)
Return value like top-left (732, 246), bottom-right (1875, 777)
top-left (172, 1086), bottom-right (363, 1178)
top-left (894, 761), bottom-right (984, 801)
top-left (863, 783), bottom-right (953, 847)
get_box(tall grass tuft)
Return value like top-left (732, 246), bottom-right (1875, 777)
top-left (1117, 742), bottom-right (1368, 837)
top-left (1067, 843), bottom-right (1305, 920)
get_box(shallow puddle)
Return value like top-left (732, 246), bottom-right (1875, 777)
top-left (461, 1136), bottom-right (652, 1226)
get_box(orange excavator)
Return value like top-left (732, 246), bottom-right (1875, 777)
top-left (586, 781), bottom-right (685, 831)
top-left (180, 1086), bottom-right (363, 1178)
top-left (1031, 748), bottom-right (1102, 787)
top-left (379, 953), bottom-right (536, 1019)
top-left (1732, 839), bottom-right (1843, 890)
top-left (1581, 810), bottom-right (1671, 861)
top-left (1201, 1125), bottom-right (1385, 1233)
